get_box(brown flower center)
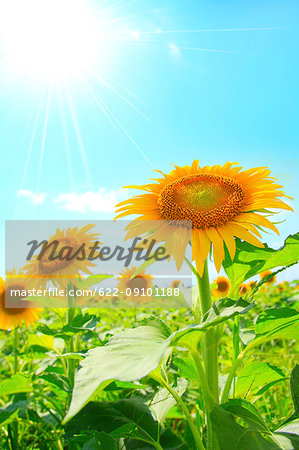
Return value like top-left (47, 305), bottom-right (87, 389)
top-left (126, 275), bottom-right (149, 291)
top-left (38, 236), bottom-right (80, 275)
top-left (2, 284), bottom-right (27, 314)
top-left (217, 281), bottom-right (229, 292)
top-left (158, 174), bottom-right (245, 228)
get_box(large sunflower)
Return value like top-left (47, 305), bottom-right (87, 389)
top-left (115, 161), bottom-right (293, 276)
top-left (25, 224), bottom-right (100, 288)
top-left (0, 270), bottom-right (41, 330)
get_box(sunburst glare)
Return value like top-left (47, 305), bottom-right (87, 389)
top-left (0, 0), bottom-right (100, 81)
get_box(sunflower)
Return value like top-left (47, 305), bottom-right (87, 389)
top-left (116, 266), bottom-right (153, 303)
top-left (0, 270), bottom-right (41, 330)
top-left (116, 161), bottom-right (293, 276)
top-left (25, 225), bottom-right (100, 288)
top-left (259, 270), bottom-right (277, 285)
top-left (211, 276), bottom-right (230, 298)
top-left (239, 283), bottom-right (250, 295)
top-left (171, 280), bottom-right (181, 289)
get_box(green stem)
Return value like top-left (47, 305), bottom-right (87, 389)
top-left (221, 335), bottom-right (265, 403)
top-left (13, 327), bottom-right (18, 374)
top-left (196, 260), bottom-right (219, 450)
top-left (232, 315), bottom-right (240, 397)
top-left (221, 352), bottom-right (243, 403)
top-left (155, 374), bottom-right (205, 450)
top-left (66, 306), bottom-right (75, 390)
top-left (189, 347), bottom-right (216, 412)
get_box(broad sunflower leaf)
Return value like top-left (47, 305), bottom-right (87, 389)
top-left (63, 325), bottom-right (171, 423)
top-left (235, 362), bottom-right (285, 398)
top-left (148, 378), bottom-right (187, 424)
top-left (210, 405), bottom-right (279, 449)
top-left (223, 233), bottom-right (299, 293)
top-left (274, 419), bottom-right (299, 449)
top-left (255, 308), bottom-right (299, 341)
top-left (64, 300), bottom-right (253, 422)
top-left (65, 398), bottom-right (187, 449)
top-left (220, 399), bottom-right (269, 432)
top-left (0, 374), bottom-right (32, 396)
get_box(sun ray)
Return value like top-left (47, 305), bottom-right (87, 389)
top-left (174, 46), bottom-right (241, 54)
top-left (140, 27), bottom-right (280, 35)
top-left (35, 85), bottom-right (52, 195)
top-left (83, 78), bottom-right (154, 169)
top-left (57, 87), bottom-right (75, 192)
top-left (64, 80), bottom-right (92, 187)
top-left (14, 89), bottom-right (46, 217)
top-left (90, 70), bottom-right (154, 124)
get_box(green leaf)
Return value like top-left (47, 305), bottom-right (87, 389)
top-left (61, 313), bottom-right (97, 333)
top-left (149, 378), bottom-right (187, 424)
top-left (104, 381), bottom-right (148, 391)
top-left (64, 325), bottom-right (171, 423)
top-left (0, 375), bottom-right (32, 396)
top-left (290, 365), bottom-right (299, 417)
top-left (210, 405), bottom-right (279, 449)
top-left (171, 297), bottom-right (252, 345)
top-left (223, 233), bottom-right (299, 293)
top-left (40, 373), bottom-right (71, 392)
top-left (173, 357), bottom-right (201, 384)
top-left (66, 399), bottom-right (161, 447)
top-left (255, 308), bottom-right (299, 341)
top-left (65, 399), bottom-right (188, 449)
top-left (220, 399), bottom-right (269, 432)
top-left (275, 418), bottom-right (299, 449)
top-left (235, 362), bottom-right (285, 397)
top-left (0, 408), bottom-right (19, 426)
top-left (65, 300), bottom-right (253, 422)
top-left (84, 432), bottom-right (121, 450)
top-left (76, 274), bottom-right (113, 290)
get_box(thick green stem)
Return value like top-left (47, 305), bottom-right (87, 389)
top-left (232, 315), bottom-right (240, 396)
top-left (156, 374), bottom-right (205, 450)
top-left (196, 261), bottom-right (219, 450)
top-left (184, 343), bottom-right (215, 413)
top-left (13, 328), bottom-right (18, 374)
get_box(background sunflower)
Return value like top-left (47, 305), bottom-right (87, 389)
top-left (25, 224), bottom-right (100, 289)
top-left (116, 266), bottom-right (153, 304)
top-left (0, 271), bottom-right (41, 330)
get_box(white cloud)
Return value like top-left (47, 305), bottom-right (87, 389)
top-left (18, 189), bottom-right (46, 204)
top-left (53, 188), bottom-right (128, 213)
top-left (169, 43), bottom-right (181, 61)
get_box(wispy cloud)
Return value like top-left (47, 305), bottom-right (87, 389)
top-left (17, 189), bottom-right (46, 204)
top-left (53, 188), bottom-right (128, 213)
top-left (169, 43), bottom-right (181, 61)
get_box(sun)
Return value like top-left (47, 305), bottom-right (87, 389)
top-left (0, 0), bottom-right (100, 81)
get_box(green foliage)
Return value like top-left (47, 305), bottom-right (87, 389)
top-left (64, 324), bottom-right (171, 422)
top-left (0, 232), bottom-right (298, 449)
top-left (223, 232), bottom-right (299, 293)
top-left (235, 362), bottom-right (285, 397)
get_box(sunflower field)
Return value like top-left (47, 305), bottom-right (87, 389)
top-left (1, 162), bottom-right (299, 450)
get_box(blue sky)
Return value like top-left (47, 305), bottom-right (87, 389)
top-left (0, 0), bottom-right (298, 279)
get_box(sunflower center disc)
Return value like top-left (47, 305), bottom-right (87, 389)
top-left (158, 174), bottom-right (245, 228)
top-left (4, 284), bottom-right (27, 313)
top-left (38, 236), bottom-right (80, 274)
